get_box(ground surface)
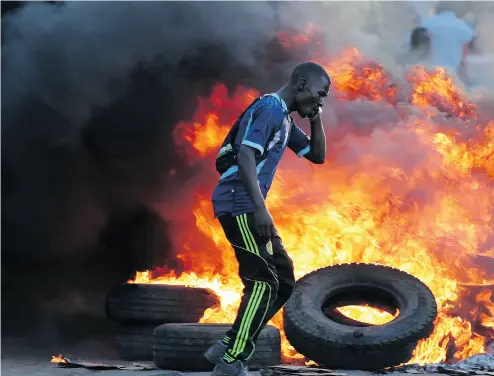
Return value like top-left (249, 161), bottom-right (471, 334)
top-left (1, 337), bottom-right (434, 376)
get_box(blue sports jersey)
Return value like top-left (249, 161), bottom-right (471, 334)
top-left (212, 93), bottom-right (311, 218)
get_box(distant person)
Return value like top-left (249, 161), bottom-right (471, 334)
top-left (396, 26), bottom-right (431, 67)
top-left (410, 26), bottom-right (432, 63)
top-left (411, 27), bottom-right (431, 52)
top-left (420, 1), bottom-right (475, 75)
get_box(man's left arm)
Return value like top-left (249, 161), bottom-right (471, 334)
top-left (287, 114), bottom-right (326, 164)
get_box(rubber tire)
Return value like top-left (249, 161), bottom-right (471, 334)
top-left (283, 263), bottom-right (437, 370)
top-left (153, 323), bottom-right (281, 371)
top-left (116, 325), bottom-right (156, 361)
top-left (106, 283), bottom-right (220, 324)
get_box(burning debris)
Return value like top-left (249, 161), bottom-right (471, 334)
top-left (50, 354), bottom-right (158, 371)
top-left (50, 354), bottom-right (67, 364)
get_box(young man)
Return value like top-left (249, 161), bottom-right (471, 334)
top-left (205, 62), bottom-right (331, 376)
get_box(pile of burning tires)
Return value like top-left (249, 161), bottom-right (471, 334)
top-left (106, 263), bottom-right (438, 371)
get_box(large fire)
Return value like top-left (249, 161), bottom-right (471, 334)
top-left (130, 45), bottom-right (494, 365)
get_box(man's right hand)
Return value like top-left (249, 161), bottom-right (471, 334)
top-left (254, 206), bottom-right (275, 238)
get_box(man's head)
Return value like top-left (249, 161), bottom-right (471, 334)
top-left (411, 27), bottom-right (431, 53)
top-left (289, 62), bottom-right (331, 118)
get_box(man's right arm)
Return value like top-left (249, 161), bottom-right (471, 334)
top-left (237, 145), bottom-right (274, 238)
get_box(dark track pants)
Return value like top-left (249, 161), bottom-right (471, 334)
top-left (217, 213), bottom-right (296, 363)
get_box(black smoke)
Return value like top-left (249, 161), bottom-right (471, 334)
top-left (1, 1), bottom-right (313, 343)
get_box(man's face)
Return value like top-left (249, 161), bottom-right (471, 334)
top-left (294, 76), bottom-right (330, 118)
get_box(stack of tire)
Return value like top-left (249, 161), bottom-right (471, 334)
top-left (105, 283), bottom-right (282, 370)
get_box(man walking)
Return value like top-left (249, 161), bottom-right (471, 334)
top-left (204, 62), bottom-right (331, 376)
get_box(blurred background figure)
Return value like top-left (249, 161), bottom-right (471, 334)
top-left (410, 26), bottom-right (432, 63)
top-left (396, 23), bottom-right (432, 67)
top-left (419, 1), bottom-right (475, 79)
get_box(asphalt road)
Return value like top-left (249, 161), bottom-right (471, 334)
top-left (1, 337), bottom-right (435, 376)
top-left (1, 340), bottom-right (434, 376)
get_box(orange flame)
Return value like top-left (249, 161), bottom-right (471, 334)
top-left (174, 85), bottom-right (259, 158)
top-left (477, 290), bottom-right (494, 329)
top-left (408, 66), bottom-right (477, 119)
top-left (130, 44), bottom-right (494, 366)
top-left (276, 23), bottom-right (320, 52)
top-left (51, 354), bottom-right (67, 363)
top-left (317, 47), bottom-right (397, 103)
top-left (336, 305), bottom-right (398, 325)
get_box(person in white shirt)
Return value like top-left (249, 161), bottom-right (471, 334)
top-left (420, 2), bottom-right (475, 75)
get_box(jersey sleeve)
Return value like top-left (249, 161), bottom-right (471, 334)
top-left (288, 124), bottom-right (311, 158)
top-left (241, 104), bottom-right (281, 155)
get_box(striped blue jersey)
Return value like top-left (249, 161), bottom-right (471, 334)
top-left (212, 93), bottom-right (311, 218)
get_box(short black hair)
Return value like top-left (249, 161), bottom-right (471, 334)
top-left (410, 27), bottom-right (431, 51)
top-left (290, 62), bottom-right (331, 87)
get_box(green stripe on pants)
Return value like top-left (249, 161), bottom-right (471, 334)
top-left (236, 215), bottom-right (256, 255)
top-left (230, 214), bottom-right (270, 358)
top-left (233, 281), bottom-right (267, 357)
top-left (239, 214), bottom-right (259, 255)
top-left (228, 216), bottom-right (261, 359)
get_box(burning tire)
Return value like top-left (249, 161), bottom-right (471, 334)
top-left (116, 325), bottom-right (156, 361)
top-left (153, 323), bottom-right (281, 371)
top-left (106, 283), bottom-right (220, 324)
top-left (283, 263), bottom-right (437, 370)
